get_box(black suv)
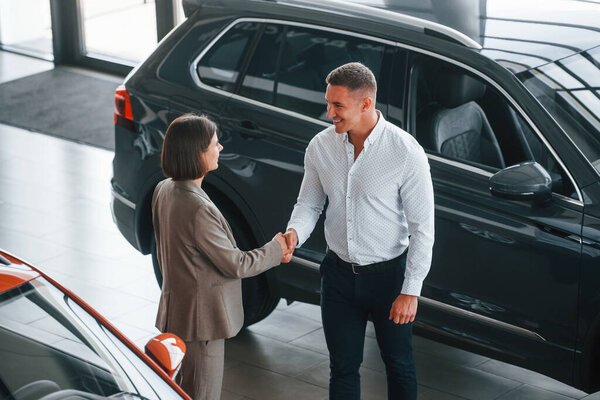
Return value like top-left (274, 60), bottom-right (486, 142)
top-left (111, 0), bottom-right (600, 391)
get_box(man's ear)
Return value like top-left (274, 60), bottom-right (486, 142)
top-left (361, 96), bottom-right (372, 112)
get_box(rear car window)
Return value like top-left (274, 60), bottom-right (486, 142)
top-left (197, 21), bottom-right (260, 92)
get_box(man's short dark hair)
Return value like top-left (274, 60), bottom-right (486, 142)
top-left (161, 113), bottom-right (217, 180)
top-left (326, 62), bottom-right (377, 96)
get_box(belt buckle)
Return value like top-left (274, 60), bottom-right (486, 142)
top-left (351, 263), bottom-right (360, 274)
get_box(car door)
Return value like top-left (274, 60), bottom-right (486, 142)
top-left (403, 52), bottom-right (583, 383)
top-left (217, 20), bottom-right (396, 302)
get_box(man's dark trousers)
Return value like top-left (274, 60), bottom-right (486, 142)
top-left (320, 250), bottom-right (417, 400)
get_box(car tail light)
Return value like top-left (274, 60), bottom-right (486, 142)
top-left (114, 84), bottom-right (135, 132)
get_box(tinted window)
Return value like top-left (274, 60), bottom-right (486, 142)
top-left (197, 22), bottom-right (259, 92)
top-left (275, 26), bottom-right (389, 121)
top-left (410, 56), bottom-right (575, 198)
top-left (239, 24), bottom-right (285, 104)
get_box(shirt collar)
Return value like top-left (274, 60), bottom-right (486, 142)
top-left (340, 110), bottom-right (386, 147)
top-left (365, 111), bottom-right (386, 147)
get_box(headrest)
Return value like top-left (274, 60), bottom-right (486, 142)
top-left (434, 69), bottom-right (486, 108)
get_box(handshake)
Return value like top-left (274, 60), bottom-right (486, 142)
top-left (273, 228), bottom-right (298, 263)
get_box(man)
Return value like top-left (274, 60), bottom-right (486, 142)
top-left (284, 62), bottom-right (434, 400)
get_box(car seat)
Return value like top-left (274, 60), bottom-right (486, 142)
top-left (418, 68), bottom-right (506, 169)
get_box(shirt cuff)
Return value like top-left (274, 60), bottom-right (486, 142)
top-left (401, 278), bottom-right (423, 297)
top-left (286, 224), bottom-right (305, 247)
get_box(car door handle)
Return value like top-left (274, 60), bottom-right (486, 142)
top-left (238, 120), bottom-right (265, 139)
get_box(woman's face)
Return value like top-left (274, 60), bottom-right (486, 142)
top-left (202, 131), bottom-right (223, 173)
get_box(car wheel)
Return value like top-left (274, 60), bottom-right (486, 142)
top-left (149, 198), bottom-right (279, 326)
top-left (218, 205), bottom-right (280, 327)
top-left (151, 235), bottom-right (163, 289)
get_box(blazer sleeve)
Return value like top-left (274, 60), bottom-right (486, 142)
top-left (193, 204), bottom-right (282, 278)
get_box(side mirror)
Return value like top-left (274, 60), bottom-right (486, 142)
top-left (145, 333), bottom-right (186, 379)
top-left (489, 162), bottom-right (552, 205)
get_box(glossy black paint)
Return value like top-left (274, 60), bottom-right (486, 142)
top-left (111, 0), bottom-right (600, 392)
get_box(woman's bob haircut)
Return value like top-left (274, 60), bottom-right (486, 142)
top-left (161, 113), bottom-right (217, 180)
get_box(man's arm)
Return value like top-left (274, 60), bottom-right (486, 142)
top-left (284, 146), bottom-right (327, 258)
top-left (389, 145), bottom-right (435, 324)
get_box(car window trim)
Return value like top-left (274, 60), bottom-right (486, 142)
top-left (189, 17), bottom-right (582, 204)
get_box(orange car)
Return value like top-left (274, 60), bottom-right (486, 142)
top-left (0, 249), bottom-right (189, 400)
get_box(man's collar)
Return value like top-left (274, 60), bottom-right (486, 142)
top-left (365, 111), bottom-right (385, 146)
top-left (340, 110), bottom-right (385, 145)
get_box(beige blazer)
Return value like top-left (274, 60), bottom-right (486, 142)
top-left (151, 179), bottom-right (282, 341)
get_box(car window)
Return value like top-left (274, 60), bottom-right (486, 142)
top-left (197, 22), bottom-right (260, 92)
top-left (275, 25), bottom-right (389, 121)
top-left (408, 55), bottom-right (576, 198)
top-left (232, 22), bottom-right (395, 123)
top-left (239, 24), bottom-right (285, 105)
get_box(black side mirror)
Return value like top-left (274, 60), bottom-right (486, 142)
top-left (489, 162), bottom-right (552, 206)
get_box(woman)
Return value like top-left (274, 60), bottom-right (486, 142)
top-left (152, 114), bottom-right (290, 399)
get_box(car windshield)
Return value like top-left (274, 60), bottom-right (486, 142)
top-left (0, 277), bottom-right (183, 400)
top-left (515, 45), bottom-right (600, 175)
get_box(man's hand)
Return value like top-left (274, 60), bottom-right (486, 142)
top-left (388, 294), bottom-right (418, 324)
top-left (282, 228), bottom-right (298, 263)
top-left (273, 232), bottom-right (293, 263)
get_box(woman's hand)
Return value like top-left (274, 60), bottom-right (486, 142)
top-left (274, 232), bottom-right (293, 263)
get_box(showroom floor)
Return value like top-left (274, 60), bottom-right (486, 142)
top-left (0, 50), bottom-right (592, 400)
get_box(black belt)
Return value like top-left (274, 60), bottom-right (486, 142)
top-left (328, 250), bottom-right (406, 275)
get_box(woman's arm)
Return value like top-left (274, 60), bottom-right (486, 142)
top-left (193, 205), bottom-right (283, 278)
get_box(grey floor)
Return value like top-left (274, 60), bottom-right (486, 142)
top-left (0, 50), bottom-right (592, 400)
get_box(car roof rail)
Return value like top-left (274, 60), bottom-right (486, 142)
top-left (183, 0), bottom-right (482, 50)
top-left (182, 0), bottom-right (481, 49)
top-left (277, 0), bottom-right (481, 49)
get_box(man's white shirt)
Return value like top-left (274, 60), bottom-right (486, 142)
top-left (287, 113), bottom-right (435, 296)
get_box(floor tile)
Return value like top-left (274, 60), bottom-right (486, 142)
top-left (496, 384), bottom-right (579, 400)
top-left (39, 250), bottom-right (146, 288)
top-left (413, 335), bottom-right (489, 368)
top-left (247, 309), bottom-right (322, 342)
top-left (418, 388), bottom-right (469, 399)
top-left (41, 223), bottom-right (138, 259)
top-left (289, 328), bottom-right (328, 355)
top-left (223, 363), bottom-right (328, 400)
top-left (113, 302), bottom-right (160, 333)
top-left (225, 330), bottom-right (327, 377)
top-left (0, 202), bottom-right (71, 237)
top-left (285, 301), bottom-right (322, 323)
top-left (478, 359), bottom-right (587, 399)
top-left (416, 352), bottom-right (522, 400)
top-left (0, 227), bottom-right (69, 264)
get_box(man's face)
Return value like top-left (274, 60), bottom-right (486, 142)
top-left (325, 84), bottom-right (365, 134)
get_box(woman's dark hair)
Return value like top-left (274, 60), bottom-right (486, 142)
top-left (161, 113), bottom-right (217, 180)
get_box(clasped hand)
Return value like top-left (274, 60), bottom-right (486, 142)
top-left (273, 230), bottom-right (297, 263)
top-left (272, 228), bottom-right (298, 264)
